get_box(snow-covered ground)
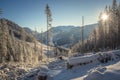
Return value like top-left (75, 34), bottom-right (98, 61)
top-left (50, 60), bottom-right (120, 80)
top-left (73, 61), bottom-right (120, 80)
top-left (0, 50), bottom-right (120, 80)
top-left (83, 61), bottom-right (120, 80)
top-left (49, 50), bottom-right (120, 80)
top-left (0, 62), bottom-right (39, 80)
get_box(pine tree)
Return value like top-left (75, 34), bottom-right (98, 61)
top-left (118, 3), bottom-right (120, 46)
top-left (40, 29), bottom-right (43, 61)
top-left (46, 4), bottom-right (54, 47)
top-left (93, 29), bottom-right (97, 50)
top-left (98, 12), bottom-right (105, 48)
top-left (10, 30), bottom-right (15, 61)
top-left (46, 4), bottom-right (54, 61)
top-left (21, 28), bottom-right (26, 62)
top-left (112, 0), bottom-right (117, 12)
top-left (111, 0), bottom-right (118, 48)
top-left (0, 19), bottom-right (9, 62)
top-left (0, 20), bottom-right (3, 62)
top-left (33, 28), bottom-right (38, 63)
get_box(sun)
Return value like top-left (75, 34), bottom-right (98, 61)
top-left (101, 13), bottom-right (108, 21)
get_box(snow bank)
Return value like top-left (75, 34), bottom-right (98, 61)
top-left (84, 61), bottom-right (120, 80)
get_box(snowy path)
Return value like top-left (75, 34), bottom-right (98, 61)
top-left (52, 63), bottom-right (98, 80)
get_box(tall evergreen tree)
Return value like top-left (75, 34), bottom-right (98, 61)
top-left (46, 4), bottom-right (54, 47)
top-left (0, 19), bottom-right (9, 62)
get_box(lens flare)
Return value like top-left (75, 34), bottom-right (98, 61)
top-left (101, 13), bottom-right (108, 21)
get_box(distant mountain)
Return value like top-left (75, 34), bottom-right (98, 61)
top-left (52, 24), bottom-right (98, 47)
top-left (25, 24), bottom-right (98, 47)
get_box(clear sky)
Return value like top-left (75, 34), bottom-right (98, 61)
top-left (0, 0), bottom-right (120, 31)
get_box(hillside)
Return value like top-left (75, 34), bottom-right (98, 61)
top-left (0, 18), bottom-right (47, 64)
top-left (4, 18), bottom-right (35, 42)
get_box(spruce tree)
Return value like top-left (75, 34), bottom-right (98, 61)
top-left (0, 19), bottom-right (9, 62)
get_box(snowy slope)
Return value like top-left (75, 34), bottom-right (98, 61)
top-left (7, 50), bottom-right (119, 80)
top-left (84, 61), bottom-right (120, 80)
top-left (49, 50), bottom-right (120, 80)
top-left (51, 59), bottom-right (120, 80)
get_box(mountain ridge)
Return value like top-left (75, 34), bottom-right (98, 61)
top-left (24, 23), bottom-right (98, 47)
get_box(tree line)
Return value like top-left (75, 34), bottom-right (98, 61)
top-left (73, 0), bottom-right (120, 53)
top-left (0, 18), bottom-right (44, 63)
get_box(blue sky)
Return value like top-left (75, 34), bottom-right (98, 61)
top-left (0, 0), bottom-right (119, 31)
